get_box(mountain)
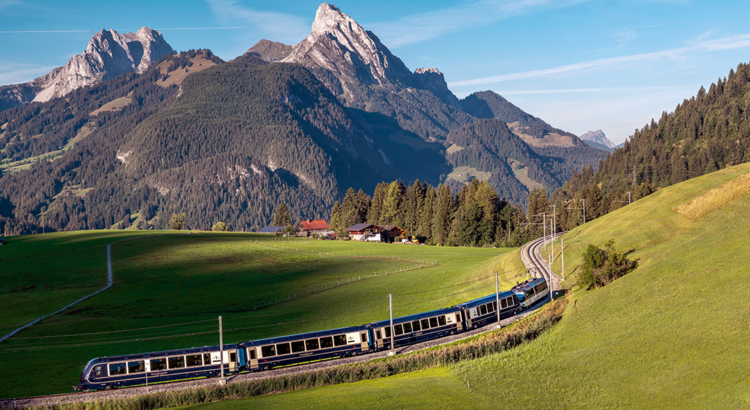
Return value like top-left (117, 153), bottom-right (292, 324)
top-left (579, 130), bottom-right (616, 152)
top-left (280, 3), bottom-right (474, 141)
top-left (0, 27), bottom-right (173, 111)
top-left (0, 3), bottom-right (607, 235)
top-left (244, 40), bottom-right (294, 62)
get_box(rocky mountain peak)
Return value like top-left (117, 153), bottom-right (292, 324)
top-left (0, 27), bottom-right (174, 107)
top-left (580, 130), bottom-right (616, 149)
top-left (244, 39), bottom-right (294, 62)
top-left (283, 2), bottom-right (415, 96)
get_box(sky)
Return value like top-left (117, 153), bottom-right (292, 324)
top-left (2, 0), bottom-right (750, 144)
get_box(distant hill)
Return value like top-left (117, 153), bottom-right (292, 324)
top-left (580, 130), bottom-right (616, 152)
top-left (0, 27), bottom-right (173, 111)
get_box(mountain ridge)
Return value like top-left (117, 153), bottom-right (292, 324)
top-left (0, 27), bottom-right (173, 111)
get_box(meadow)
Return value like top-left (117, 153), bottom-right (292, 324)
top-left (184, 162), bottom-right (750, 409)
top-left (0, 232), bottom-right (523, 398)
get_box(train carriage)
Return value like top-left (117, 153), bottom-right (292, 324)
top-left (511, 278), bottom-right (549, 309)
top-left (457, 291), bottom-right (521, 329)
top-left (75, 344), bottom-right (244, 391)
top-left (244, 325), bottom-right (369, 371)
top-left (369, 307), bottom-right (463, 351)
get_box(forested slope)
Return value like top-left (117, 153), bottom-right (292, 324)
top-left (552, 61), bottom-right (750, 223)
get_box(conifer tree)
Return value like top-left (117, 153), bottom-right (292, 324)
top-left (273, 203), bottom-right (292, 226)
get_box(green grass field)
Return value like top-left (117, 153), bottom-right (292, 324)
top-left (0, 233), bottom-right (521, 398)
top-left (184, 163), bottom-right (750, 409)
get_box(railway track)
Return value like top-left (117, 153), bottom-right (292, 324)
top-left (1, 236), bottom-right (560, 408)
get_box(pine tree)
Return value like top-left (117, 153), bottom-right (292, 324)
top-left (432, 184), bottom-right (455, 245)
top-left (418, 185), bottom-right (436, 239)
top-left (367, 182), bottom-right (388, 223)
top-left (273, 203), bottom-right (292, 226)
top-left (381, 181), bottom-right (405, 226)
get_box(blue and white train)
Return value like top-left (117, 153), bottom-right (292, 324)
top-left (75, 278), bottom-right (549, 391)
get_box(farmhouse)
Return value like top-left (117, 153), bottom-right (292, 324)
top-left (296, 219), bottom-right (330, 237)
top-left (345, 224), bottom-right (408, 242)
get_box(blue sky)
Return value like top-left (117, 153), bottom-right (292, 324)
top-left (2, 0), bottom-right (750, 144)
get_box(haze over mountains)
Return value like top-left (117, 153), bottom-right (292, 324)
top-left (0, 3), bottom-right (607, 235)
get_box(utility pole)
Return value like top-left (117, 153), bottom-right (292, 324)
top-left (389, 294), bottom-right (395, 356)
top-left (549, 219), bottom-right (553, 271)
top-left (219, 316), bottom-right (225, 384)
top-left (582, 199), bottom-right (586, 224)
top-left (495, 273), bottom-right (501, 328)
top-left (561, 237), bottom-right (565, 281)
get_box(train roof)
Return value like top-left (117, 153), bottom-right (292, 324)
top-left (457, 291), bottom-right (516, 308)
top-left (511, 277), bottom-right (546, 293)
top-left (244, 324), bottom-right (368, 346)
top-left (93, 343), bottom-right (239, 363)
top-left (369, 306), bottom-right (460, 328)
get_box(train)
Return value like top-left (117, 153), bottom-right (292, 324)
top-left (74, 277), bottom-right (549, 391)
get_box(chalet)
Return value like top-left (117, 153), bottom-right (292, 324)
top-left (296, 219), bottom-right (330, 237)
top-left (345, 224), bottom-right (408, 242)
top-left (258, 226), bottom-right (284, 235)
top-left (378, 225), bottom-right (408, 242)
top-left (346, 223), bottom-right (382, 241)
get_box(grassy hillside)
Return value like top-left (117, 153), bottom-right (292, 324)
top-left (0, 234), bottom-right (521, 398)
top-left (199, 162), bottom-right (750, 409)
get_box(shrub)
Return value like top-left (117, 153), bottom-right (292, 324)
top-left (578, 239), bottom-right (639, 290)
top-left (212, 222), bottom-right (230, 232)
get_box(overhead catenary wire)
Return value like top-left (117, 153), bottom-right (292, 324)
top-left (10, 318), bottom-right (219, 340)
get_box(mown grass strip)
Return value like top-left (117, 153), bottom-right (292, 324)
top-left (34, 299), bottom-right (567, 410)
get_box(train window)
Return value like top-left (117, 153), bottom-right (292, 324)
top-left (491, 301), bottom-right (497, 311)
top-left (480, 305), bottom-right (488, 315)
top-left (230, 353), bottom-right (236, 362)
top-left (320, 337), bottom-right (334, 348)
top-left (90, 365), bottom-right (102, 378)
top-left (203, 353), bottom-right (212, 365)
top-left (438, 316), bottom-right (447, 326)
top-left (248, 349), bottom-right (256, 360)
top-left (168, 356), bottom-right (185, 369)
top-left (261, 345), bottom-right (276, 358)
top-left (186, 355), bottom-right (202, 367)
top-left (128, 361), bottom-right (145, 373)
top-left (501, 298), bottom-right (507, 309)
top-left (421, 318), bottom-right (430, 329)
top-left (456, 313), bottom-right (461, 323)
top-left (306, 339), bottom-right (319, 351)
top-left (412, 321), bottom-right (421, 331)
top-left (291, 341), bottom-right (306, 353)
top-left (150, 358), bottom-right (167, 371)
top-left (334, 335), bottom-right (347, 346)
top-left (276, 343), bottom-right (291, 355)
top-left (361, 332), bottom-right (367, 342)
top-left (384, 327), bottom-right (391, 337)
top-left (394, 324), bottom-right (403, 336)
top-left (403, 322), bottom-right (412, 333)
top-left (375, 330), bottom-right (382, 339)
top-left (428, 317), bottom-right (437, 328)
top-left (109, 362), bottom-right (127, 375)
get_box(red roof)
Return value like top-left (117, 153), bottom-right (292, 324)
top-left (296, 219), bottom-right (329, 230)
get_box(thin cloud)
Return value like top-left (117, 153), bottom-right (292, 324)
top-left (0, 30), bottom-right (90, 33)
top-left (158, 27), bottom-right (250, 31)
top-left (0, 63), bottom-right (57, 86)
top-left (205, 0), bottom-right (308, 44)
top-left (495, 86), bottom-right (695, 95)
top-left (368, 0), bottom-right (592, 48)
top-left (0, 0), bottom-right (21, 12)
top-left (449, 32), bottom-right (750, 88)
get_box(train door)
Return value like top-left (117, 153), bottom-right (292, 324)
top-left (375, 327), bottom-right (384, 349)
top-left (246, 347), bottom-right (259, 370)
top-left (225, 351), bottom-right (238, 373)
top-left (360, 331), bottom-right (369, 352)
